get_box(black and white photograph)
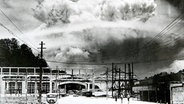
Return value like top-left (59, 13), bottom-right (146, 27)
top-left (0, 0), bottom-right (184, 104)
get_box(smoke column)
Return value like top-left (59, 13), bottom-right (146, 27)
top-left (33, 0), bottom-right (157, 26)
top-left (30, 0), bottom-right (184, 77)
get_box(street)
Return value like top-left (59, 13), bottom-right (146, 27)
top-left (56, 95), bottom-right (157, 104)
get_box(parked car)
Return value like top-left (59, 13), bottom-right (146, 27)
top-left (92, 89), bottom-right (107, 97)
top-left (81, 90), bottom-right (93, 97)
top-left (46, 93), bottom-right (58, 104)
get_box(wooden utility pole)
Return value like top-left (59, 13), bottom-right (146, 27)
top-left (38, 41), bottom-right (45, 104)
top-left (112, 63), bottom-right (114, 97)
top-left (71, 69), bottom-right (74, 80)
top-left (106, 67), bottom-right (109, 98)
top-left (118, 68), bottom-right (121, 97)
top-left (92, 69), bottom-right (95, 92)
top-left (128, 63), bottom-right (131, 94)
top-left (124, 64), bottom-right (127, 97)
top-left (56, 66), bottom-right (58, 93)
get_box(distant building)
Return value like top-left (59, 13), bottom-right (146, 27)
top-left (0, 67), bottom-right (54, 95)
top-left (170, 81), bottom-right (184, 104)
top-left (170, 70), bottom-right (184, 104)
top-left (133, 78), bottom-right (157, 102)
top-left (0, 67), bottom-right (107, 96)
top-left (133, 71), bottom-right (184, 104)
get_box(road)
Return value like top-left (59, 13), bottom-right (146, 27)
top-left (56, 95), bottom-right (157, 104)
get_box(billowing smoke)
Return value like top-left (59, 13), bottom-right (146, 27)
top-left (42, 27), bottom-right (144, 63)
top-left (33, 0), bottom-right (72, 26)
top-left (33, 0), bottom-right (157, 26)
top-left (30, 0), bottom-right (184, 77)
top-left (40, 25), bottom-right (184, 78)
top-left (41, 27), bottom-right (184, 65)
top-left (96, 0), bottom-right (156, 21)
top-left (166, 0), bottom-right (184, 11)
top-left (99, 36), bottom-right (184, 63)
top-left (55, 47), bottom-right (89, 62)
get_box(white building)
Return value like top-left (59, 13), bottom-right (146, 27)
top-left (0, 67), bottom-right (109, 95)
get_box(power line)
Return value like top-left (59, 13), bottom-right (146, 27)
top-left (0, 8), bottom-right (39, 52)
top-left (44, 13), bottom-right (184, 66)
top-left (149, 16), bottom-right (183, 46)
top-left (0, 22), bottom-right (14, 36)
top-left (0, 7), bottom-right (183, 66)
top-left (45, 57), bottom-right (174, 66)
top-left (0, 22), bottom-right (39, 52)
top-left (90, 14), bottom-right (184, 64)
top-left (46, 60), bottom-right (111, 65)
top-left (142, 16), bottom-right (184, 57)
top-left (0, 22), bottom-right (27, 44)
top-left (113, 13), bottom-right (184, 64)
top-left (0, 8), bottom-right (24, 35)
top-left (135, 13), bottom-right (184, 54)
top-left (143, 14), bottom-right (183, 48)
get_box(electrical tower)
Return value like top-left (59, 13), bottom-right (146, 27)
top-left (111, 63), bottom-right (135, 98)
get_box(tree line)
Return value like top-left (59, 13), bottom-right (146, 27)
top-left (0, 38), bottom-right (47, 67)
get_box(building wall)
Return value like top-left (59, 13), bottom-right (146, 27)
top-left (0, 67), bottom-right (52, 95)
top-left (170, 83), bottom-right (184, 104)
top-left (133, 85), bottom-right (157, 102)
top-left (0, 67), bottom-right (113, 98)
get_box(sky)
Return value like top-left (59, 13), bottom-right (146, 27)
top-left (0, 0), bottom-right (184, 79)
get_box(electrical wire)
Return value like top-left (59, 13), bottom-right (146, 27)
top-left (45, 14), bottom-right (184, 65)
top-left (141, 14), bottom-right (184, 49)
top-left (0, 22), bottom-right (39, 52)
top-left (124, 14), bottom-right (184, 61)
top-left (0, 8), bottom-right (39, 52)
top-left (106, 14), bottom-right (184, 63)
top-left (0, 6), bottom-right (183, 66)
top-left (97, 13), bottom-right (184, 64)
top-left (142, 16), bottom-right (184, 60)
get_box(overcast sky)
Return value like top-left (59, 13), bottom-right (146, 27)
top-left (0, 0), bottom-right (184, 78)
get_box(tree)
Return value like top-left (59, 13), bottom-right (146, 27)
top-left (0, 38), bottom-right (48, 67)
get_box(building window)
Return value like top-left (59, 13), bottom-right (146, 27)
top-left (27, 82), bottom-right (35, 94)
top-left (3, 68), bottom-right (9, 75)
top-left (27, 82), bottom-right (50, 94)
top-left (42, 82), bottom-right (50, 94)
top-left (9, 82), bottom-right (15, 94)
top-left (52, 83), bottom-right (54, 92)
top-left (17, 82), bottom-right (22, 94)
top-left (6, 82), bottom-right (23, 94)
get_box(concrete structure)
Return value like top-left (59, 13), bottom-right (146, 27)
top-left (0, 67), bottom-right (110, 103)
top-left (133, 85), bottom-right (157, 102)
top-left (0, 67), bottom-right (106, 94)
top-left (0, 67), bottom-right (52, 96)
top-left (133, 71), bottom-right (184, 104)
top-left (170, 82), bottom-right (184, 104)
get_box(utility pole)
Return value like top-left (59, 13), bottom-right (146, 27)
top-left (92, 69), bottom-right (95, 92)
top-left (56, 66), bottom-right (58, 93)
top-left (112, 63), bottom-right (114, 97)
top-left (38, 41), bottom-right (46, 104)
top-left (128, 63), bottom-right (131, 94)
top-left (118, 68), bottom-right (121, 97)
top-left (71, 69), bottom-right (74, 80)
top-left (124, 64), bottom-right (127, 97)
top-left (106, 67), bottom-right (109, 98)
